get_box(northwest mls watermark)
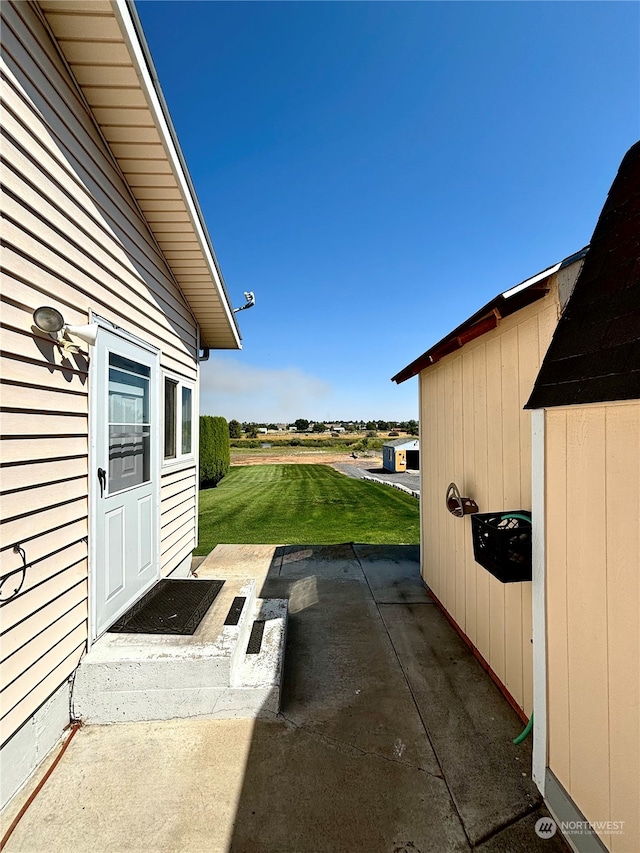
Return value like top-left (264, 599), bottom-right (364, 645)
top-left (535, 816), bottom-right (626, 840)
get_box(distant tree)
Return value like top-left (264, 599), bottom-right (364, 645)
top-left (246, 424), bottom-right (259, 438)
top-left (295, 418), bottom-right (310, 432)
top-left (313, 422), bottom-right (326, 433)
top-left (366, 421), bottom-right (377, 431)
top-left (228, 419), bottom-right (242, 438)
top-left (407, 420), bottom-right (419, 436)
top-left (377, 420), bottom-right (389, 431)
top-left (267, 423), bottom-right (278, 431)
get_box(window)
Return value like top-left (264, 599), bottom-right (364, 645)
top-left (164, 378), bottom-right (177, 459)
top-left (163, 375), bottom-right (194, 462)
top-left (181, 387), bottom-right (192, 455)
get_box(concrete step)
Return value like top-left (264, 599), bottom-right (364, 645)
top-left (72, 574), bottom-right (287, 723)
top-left (227, 597), bottom-right (288, 717)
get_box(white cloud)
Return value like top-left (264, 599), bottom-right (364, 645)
top-left (199, 356), bottom-right (332, 423)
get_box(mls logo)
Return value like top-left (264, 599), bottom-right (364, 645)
top-left (535, 817), bottom-right (558, 838)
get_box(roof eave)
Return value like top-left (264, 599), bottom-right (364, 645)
top-left (38, 0), bottom-right (242, 351)
top-left (391, 249), bottom-right (589, 385)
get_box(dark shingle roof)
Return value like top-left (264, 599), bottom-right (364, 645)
top-left (526, 141), bottom-right (640, 409)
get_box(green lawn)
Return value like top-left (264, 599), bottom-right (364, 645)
top-left (196, 464), bottom-right (419, 553)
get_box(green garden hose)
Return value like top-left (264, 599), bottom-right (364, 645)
top-left (513, 712), bottom-right (533, 744)
top-left (500, 512), bottom-right (532, 525)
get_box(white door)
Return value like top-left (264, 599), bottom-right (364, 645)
top-left (92, 326), bottom-right (160, 638)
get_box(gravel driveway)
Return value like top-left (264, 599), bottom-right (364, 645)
top-left (333, 459), bottom-right (421, 496)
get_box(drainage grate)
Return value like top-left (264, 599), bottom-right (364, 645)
top-left (246, 620), bottom-right (265, 654)
top-left (224, 596), bottom-right (246, 626)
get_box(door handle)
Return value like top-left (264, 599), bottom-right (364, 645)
top-left (97, 468), bottom-right (106, 498)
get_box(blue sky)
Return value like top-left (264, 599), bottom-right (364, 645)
top-left (136, 1), bottom-right (639, 423)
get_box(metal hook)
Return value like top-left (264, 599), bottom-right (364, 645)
top-left (0, 545), bottom-right (28, 602)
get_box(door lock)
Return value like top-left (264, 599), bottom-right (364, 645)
top-left (97, 468), bottom-right (107, 498)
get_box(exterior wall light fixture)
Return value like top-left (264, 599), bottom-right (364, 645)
top-left (33, 306), bottom-right (98, 351)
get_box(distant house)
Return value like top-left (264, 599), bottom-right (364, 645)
top-left (0, 0), bottom-right (240, 810)
top-left (393, 141), bottom-right (639, 852)
top-left (382, 438), bottom-right (419, 472)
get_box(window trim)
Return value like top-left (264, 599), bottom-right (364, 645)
top-left (162, 371), bottom-right (195, 467)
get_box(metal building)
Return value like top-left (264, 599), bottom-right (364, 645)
top-left (382, 438), bottom-right (419, 473)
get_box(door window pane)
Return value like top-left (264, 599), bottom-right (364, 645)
top-left (108, 354), bottom-right (151, 493)
top-left (109, 369), bottom-right (149, 424)
top-left (181, 387), bottom-right (192, 455)
top-left (164, 378), bottom-right (177, 459)
top-left (109, 426), bottom-right (150, 491)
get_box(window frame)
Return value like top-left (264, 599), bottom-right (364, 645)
top-left (162, 371), bottom-right (195, 467)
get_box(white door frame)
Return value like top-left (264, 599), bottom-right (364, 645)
top-left (88, 314), bottom-right (161, 645)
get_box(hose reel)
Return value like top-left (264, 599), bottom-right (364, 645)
top-left (446, 482), bottom-right (479, 517)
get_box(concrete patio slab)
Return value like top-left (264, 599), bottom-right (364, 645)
top-left (354, 543), bottom-right (429, 603)
top-left (379, 601), bottom-right (540, 846)
top-left (2, 543), bottom-right (568, 853)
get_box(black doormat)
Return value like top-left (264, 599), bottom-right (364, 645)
top-left (108, 579), bottom-right (224, 635)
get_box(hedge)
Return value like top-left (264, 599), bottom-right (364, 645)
top-left (199, 415), bottom-right (230, 488)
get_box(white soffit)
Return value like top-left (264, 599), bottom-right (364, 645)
top-left (38, 0), bottom-right (241, 350)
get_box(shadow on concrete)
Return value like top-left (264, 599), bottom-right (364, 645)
top-left (227, 544), bottom-right (569, 853)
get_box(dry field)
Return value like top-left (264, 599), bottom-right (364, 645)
top-left (231, 449), bottom-right (380, 467)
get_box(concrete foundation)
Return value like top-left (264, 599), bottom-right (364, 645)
top-left (0, 681), bottom-right (70, 811)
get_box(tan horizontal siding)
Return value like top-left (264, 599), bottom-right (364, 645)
top-left (1, 500), bottom-right (87, 557)
top-left (2, 7), bottom-right (197, 323)
top-left (161, 529), bottom-right (196, 579)
top-left (159, 487), bottom-right (195, 518)
top-left (0, 352), bottom-right (89, 395)
top-left (161, 521), bottom-right (196, 555)
top-left (1, 602), bottom-right (86, 688)
top-left (1, 437), bottom-right (88, 465)
top-left (0, 0), bottom-right (199, 745)
top-left (160, 467), bottom-right (197, 500)
top-left (0, 382), bottom-right (88, 415)
top-left (0, 321), bottom-right (90, 367)
top-left (1, 132), bottom-right (196, 345)
top-left (0, 641), bottom-right (84, 747)
top-left (0, 570), bottom-right (86, 639)
top-left (0, 524), bottom-right (87, 596)
top-left (161, 498), bottom-right (195, 531)
top-left (160, 465), bottom-right (197, 575)
top-left (2, 208), bottom-right (196, 374)
top-left (2, 478), bottom-right (87, 522)
top-left (0, 456), bottom-right (87, 493)
top-left (1, 265), bottom-right (195, 381)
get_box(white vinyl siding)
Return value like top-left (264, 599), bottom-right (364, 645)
top-left (0, 1), bottom-right (199, 746)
